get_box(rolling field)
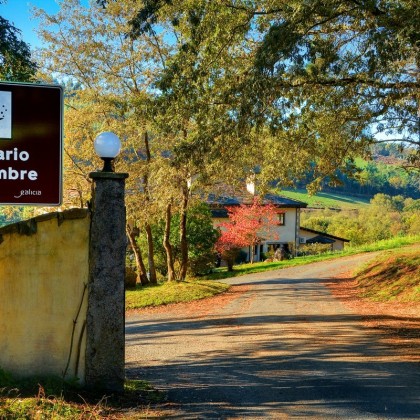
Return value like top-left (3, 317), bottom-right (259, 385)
top-left (277, 188), bottom-right (370, 209)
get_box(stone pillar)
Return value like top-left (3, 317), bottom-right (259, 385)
top-left (86, 171), bottom-right (128, 393)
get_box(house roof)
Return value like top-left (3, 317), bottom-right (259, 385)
top-left (300, 227), bottom-right (350, 242)
top-left (306, 235), bottom-right (335, 244)
top-left (208, 192), bottom-right (307, 218)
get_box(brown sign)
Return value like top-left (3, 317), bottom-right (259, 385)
top-left (0, 82), bottom-right (63, 205)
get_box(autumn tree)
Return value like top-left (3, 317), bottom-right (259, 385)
top-left (215, 197), bottom-right (279, 269)
top-left (34, 0), bottom-right (172, 283)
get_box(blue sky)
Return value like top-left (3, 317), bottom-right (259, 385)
top-left (1, 0), bottom-right (91, 49)
top-left (1, 0), bottom-right (61, 49)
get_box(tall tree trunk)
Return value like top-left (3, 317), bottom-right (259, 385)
top-left (143, 131), bottom-right (157, 284)
top-left (126, 224), bottom-right (149, 285)
top-left (145, 222), bottom-right (157, 284)
top-left (163, 202), bottom-right (176, 282)
top-left (179, 183), bottom-right (189, 281)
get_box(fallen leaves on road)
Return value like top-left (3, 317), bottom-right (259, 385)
top-left (324, 272), bottom-right (420, 361)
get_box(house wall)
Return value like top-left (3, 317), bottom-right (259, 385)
top-left (0, 210), bottom-right (89, 381)
top-left (214, 208), bottom-right (299, 262)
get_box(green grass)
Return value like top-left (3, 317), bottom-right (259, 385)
top-left (277, 188), bottom-right (370, 209)
top-left (200, 235), bottom-right (420, 282)
top-left (126, 279), bottom-right (230, 310)
top-left (354, 245), bottom-right (420, 302)
top-left (0, 370), bottom-right (165, 419)
top-left (124, 236), bottom-right (420, 309)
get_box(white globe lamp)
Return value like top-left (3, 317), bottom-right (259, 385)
top-left (94, 131), bottom-right (121, 172)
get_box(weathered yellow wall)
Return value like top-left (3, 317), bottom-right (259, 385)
top-left (0, 209), bottom-right (90, 382)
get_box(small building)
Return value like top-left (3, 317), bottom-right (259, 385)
top-left (298, 227), bottom-right (350, 251)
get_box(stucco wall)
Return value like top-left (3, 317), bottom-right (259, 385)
top-left (0, 209), bottom-right (90, 382)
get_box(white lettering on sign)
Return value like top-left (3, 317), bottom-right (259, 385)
top-left (14, 189), bottom-right (42, 199)
top-left (0, 168), bottom-right (38, 180)
top-left (0, 148), bottom-right (30, 161)
top-left (0, 148), bottom-right (38, 180)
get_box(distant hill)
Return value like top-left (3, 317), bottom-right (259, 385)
top-left (278, 189), bottom-right (370, 210)
top-left (285, 143), bottom-right (420, 202)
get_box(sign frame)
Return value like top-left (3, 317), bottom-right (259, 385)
top-left (0, 81), bottom-right (63, 206)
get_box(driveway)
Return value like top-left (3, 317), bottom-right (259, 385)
top-left (126, 254), bottom-right (420, 419)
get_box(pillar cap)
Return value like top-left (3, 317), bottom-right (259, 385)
top-left (89, 172), bottom-right (129, 180)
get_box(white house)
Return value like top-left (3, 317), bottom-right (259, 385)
top-left (209, 188), bottom-right (308, 262)
top-left (209, 184), bottom-right (349, 262)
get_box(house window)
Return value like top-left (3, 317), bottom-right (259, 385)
top-left (278, 213), bottom-right (285, 226)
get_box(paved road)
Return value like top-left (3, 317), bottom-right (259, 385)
top-left (126, 254), bottom-right (420, 419)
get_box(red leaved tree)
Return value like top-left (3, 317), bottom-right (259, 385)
top-left (215, 197), bottom-right (279, 270)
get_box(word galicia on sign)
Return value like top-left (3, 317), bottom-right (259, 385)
top-left (0, 82), bottom-right (63, 205)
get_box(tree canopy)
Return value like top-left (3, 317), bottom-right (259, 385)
top-left (0, 2), bottom-right (37, 81)
top-left (122, 0), bottom-right (420, 179)
top-left (32, 0), bottom-right (419, 280)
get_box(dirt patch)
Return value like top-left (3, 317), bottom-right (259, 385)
top-left (324, 271), bottom-right (420, 361)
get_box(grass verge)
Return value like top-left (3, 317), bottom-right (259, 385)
top-left (200, 236), bottom-right (420, 282)
top-left (0, 370), bottom-right (165, 419)
top-left (353, 245), bottom-right (420, 302)
top-left (126, 279), bottom-right (230, 310)
top-left (126, 236), bottom-right (420, 309)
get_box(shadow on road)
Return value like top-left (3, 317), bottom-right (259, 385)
top-left (126, 265), bottom-right (420, 418)
top-left (126, 312), bottom-right (420, 418)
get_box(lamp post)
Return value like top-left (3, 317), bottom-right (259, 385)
top-left (86, 132), bottom-right (128, 393)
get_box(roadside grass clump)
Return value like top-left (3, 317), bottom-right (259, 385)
top-left (0, 369), bottom-right (164, 419)
top-left (353, 246), bottom-right (420, 302)
top-left (0, 380), bottom-right (103, 419)
top-left (126, 279), bottom-right (230, 309)
top-left (346, 235), bottom-right (420, 253)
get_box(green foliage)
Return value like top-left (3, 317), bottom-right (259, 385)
top-left (138, 203), bottom-right (219, 277)
top-left (298, 243), bottom-right (333, 256)
top-left (279, 189), bottom-right (370, 210)
top-left (301, 193), bottom-right (420, 246)
top-left (183, 203), bottom-right (220, 275)
top-left (0, 16), bottom-right (37, 81)
top-left (124, 379), bottom-right (165, 403)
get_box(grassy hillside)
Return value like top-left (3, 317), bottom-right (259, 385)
top-left (354, 245), bottom-right (420, 302)
top-left (277, 188), bottom-right (370, 210)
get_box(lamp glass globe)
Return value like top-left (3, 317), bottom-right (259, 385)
top-left (94, 132), bottom-right (121, 158)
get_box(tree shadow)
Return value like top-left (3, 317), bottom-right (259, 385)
top-left (126, 310), bottom-right (420, 418)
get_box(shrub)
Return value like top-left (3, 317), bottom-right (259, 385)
top-left (298, 243), bottom-right (332, 256)
top-left (125, 267), bottom-right (138, 289)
